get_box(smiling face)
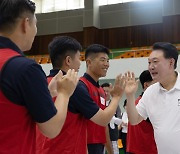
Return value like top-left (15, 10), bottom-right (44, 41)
top-left (87, 52), bottom-right (109, 80)
top-left (148, 50), bottom-right (174, 83)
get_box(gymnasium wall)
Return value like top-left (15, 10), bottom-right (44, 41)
top-left (28, 0), bottom-right (180, 55)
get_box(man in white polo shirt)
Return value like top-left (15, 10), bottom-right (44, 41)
top-left (124, 42), bottom-right (179, 154)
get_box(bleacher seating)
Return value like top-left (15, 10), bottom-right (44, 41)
top-left (26, 44), bottom-right (180, 64)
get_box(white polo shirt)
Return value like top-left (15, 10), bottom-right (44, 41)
top-left (136, 72), bottom-right (180, 154)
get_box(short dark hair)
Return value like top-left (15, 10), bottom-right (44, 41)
top-left (139, 70), bottom-right (153, 89)
top-left (85, 44), bottom-right (110, 60)
top-left (101, 82), bottom-right (110, 88)
top-left (48, 36), bottom-right (82, 68)
top-left (152, 42), bottom-right (178, 69)
top-left (0, 0), bottom-right (35, 32)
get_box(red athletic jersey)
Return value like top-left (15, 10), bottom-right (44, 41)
top-left (80, 77), bottom-right (107, 144)
top-left (36, 76), bottom-right (87, 154)
top-left (0, 49), bottom-right (36, 154)
top-left (126, 95), bottom-right (157, 154)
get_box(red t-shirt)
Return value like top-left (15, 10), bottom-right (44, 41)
top-left (0, 49), bottom-right (36, 154)
top-left (36, 76), bottom-right (87, 154)
top-left (80, 77), bottom-right (107, 144)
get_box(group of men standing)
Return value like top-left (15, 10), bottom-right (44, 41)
top-left (0, 0), bottom-right (180, 154)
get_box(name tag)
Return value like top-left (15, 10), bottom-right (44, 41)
top-left (100, 97), bottom-right (105, 105)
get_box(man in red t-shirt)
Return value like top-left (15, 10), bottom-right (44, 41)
top-left (36, 38), bottom-right (127, 154)
top-left (0, 1), bottom-right (78, 153)
top-left (126, 70), bottom-right (157, 154)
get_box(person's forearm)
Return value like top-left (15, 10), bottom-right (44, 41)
top-left (54, 92), bottom-right (69, 128)
top-left (37, 93), bottom-right (69, 138)
top-left (91, 96), bottom-right (121, 126)
top-left (103, 96), bottom-right (121, 123)
top-left (126, 94), bottom-right (141, 125)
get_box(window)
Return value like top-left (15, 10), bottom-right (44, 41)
top-left (42, 0), bottom-right (55, 13)
top-left (99, 0), bottom-right (147, 6)
top-left (55, 0), bottom-right (67, 11)
top-left (32, 0), bottom-right (84, 13)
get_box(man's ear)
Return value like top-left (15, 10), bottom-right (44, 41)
top-left (65, 56), bottom-right (71, 66)
top-left (143, 82), bottom-right (148, 90)
top-left (86, 58), bottom-right (91, 67)
top-left (169, 58), bottom-right (175, 68)
top-left (21, 17), bottom-right (30, 33)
